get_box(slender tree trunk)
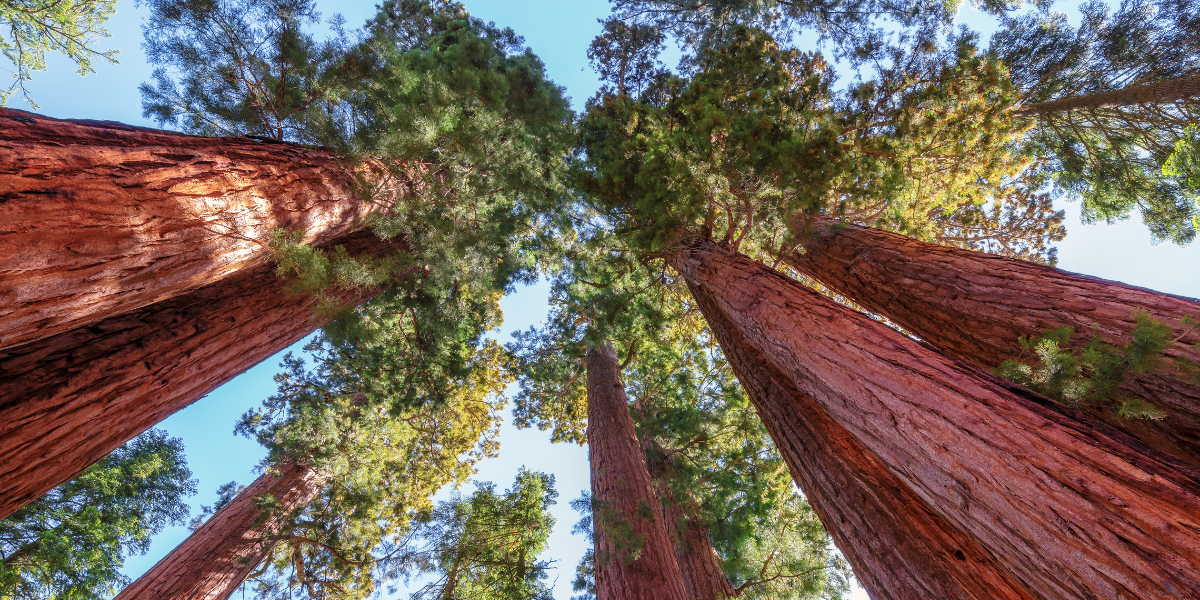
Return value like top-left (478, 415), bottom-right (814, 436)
top-left (587, 343), bottom-right (690, 600)
top-left (642, 440), bottom-right (736, 600)
top-left (669, 237), bottom-right (1200, 600)
top-left (687, 282), bottom-right (1032, 600)
top-left (787, 215), bottom-right (1200, 467)
top-left (1014, 73), bottom-right (1200, 116)
top-left (115, 462), bottom-right (326, 600)
top-left (0, 108), bottom-right (380, 352)
top-left (0, 231), bottom-right (389, 520)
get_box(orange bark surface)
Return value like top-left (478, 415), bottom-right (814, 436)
top-left (672, 238), bottom-right (1200, 600)
top-left (0, 109), bottom-right (374, 351)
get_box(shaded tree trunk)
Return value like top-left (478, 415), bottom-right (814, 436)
top-left (115, 462), bottom-right (326, 600)
top-left (0, 108), bottom-right (379, 352)
top-left (1015, 73), bottom-right (1200, 116)
top-left (687, 282), bottom-right (1032, 600)
top-left (641, 439), bottom-right (736, 600)
top-left (669, 237), bottom-right (1200, 600)
top-left (0, 231), bottom-right (390, 520)
top-left (587, 343), bottom-right (689, 600)
top-left (787, 215), bottom-right (1200, 468)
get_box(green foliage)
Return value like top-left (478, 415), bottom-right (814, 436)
top-left (393, 469), bottom-right (558, 600)
top-left (992, 0), bottom-right (1200, 244)
top-left (997, 312), bottom-right (1172, 419)
top-left (577, 22), bottom-right (1034, 262)
top-left (832, 32), bottom-right (1032, 241)
top-left (233, 339), bottom-right (510, 599)
top-left (608, 0), bottom-right (965, 56)
top-left (140, 0), bottom-right (370, 141)
top-left (932, 168), bottom-right (1066, 264)
top-left (1162, 125), bottom-right (1200, 231)
top-left (577, 23), bottom-right (841, 257)
top-left (0, 429), bottom-right (195, 599)
top-left (0, 0), bottom-right (118, 107)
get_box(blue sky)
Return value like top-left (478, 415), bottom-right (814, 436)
top-left (11, 0), bottom-right (1200, 599)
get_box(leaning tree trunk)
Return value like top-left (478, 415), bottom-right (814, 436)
top-left (641, 439), bottom-right (736, 600)
top-left (687, 282), bottom-right (1032, 600)
top-left (669, 237), bottom-right (1200, 600)
top-left (0, 231), bottom-right (390, 520)
top-left (1015, 73), bottom-right (1200, 116)
top-left (115, 462), bottom-right (326, 600)
top-left (586, 344), bottom-right (689, 600)
top-left (787, 215), bottom-right (1200, 468)
top-left (0, 108), bottom-right (382, 352)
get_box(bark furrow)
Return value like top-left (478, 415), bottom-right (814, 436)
top-left (587, 344), bottom-right (690, 600)
top-left (688, 281), bottom-right (1032, 600)
top-left (0, 231), bottom-right (388, 520)
top-left (0, 108), bottom-right (377, 351)
top-left (788, 215), bottom-right (1200, 467)
top-left (115, 463), bottom-right (325, 600)
top-left (672, 238), bottom-right (1200, 600)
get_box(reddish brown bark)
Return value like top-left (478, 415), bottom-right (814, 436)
top-left (788, 215), bottom-right (1200, 467)
top-left (1015, 73), bottom-right (1200, 116)
top-left (587, 343), bottom-right (689, 600)
top-left (116, 462), bottom-right (326, 600)
top-left (641, 440), bottom-right (736, 600)
top-left (670, 237), bottom-right (1200, 600)
top-left (688, 282), bottom-right (1032, 600)
top-left (0, 231), bottom-right (389, 520)
top-left (0, 108), bottom-right (377, 352)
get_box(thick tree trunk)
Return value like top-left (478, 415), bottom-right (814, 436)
top-left (642, 440), bottom-right (735, 600)
top-left (787, 215), bottom-right (1200, 467)
top-left (669, 237), bottom-right (1200, 600)
top-left (587, 344), bottom-right (689, 600)
top-left (0, 231), bottom-right (389, 520)
top-left (0, 108), bottom-right (378, 352)
top-left (1015, 73), bottom-right (1200, 116)
top-left (687, 282), bottom-right (1032, 600)
top-left (115, 462), bottom-right (326, 600)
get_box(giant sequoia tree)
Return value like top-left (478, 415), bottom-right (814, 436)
top-left (0, 0), bottom-right (571, 523)
top-left (787, 214), bottom-right (1200, 466)
top-left (991, 0), bottom-right (1200, 243)
top-left (510, 240), bottom-right (851, 600)
top-left (575, 18), bottom-right (1200, 599)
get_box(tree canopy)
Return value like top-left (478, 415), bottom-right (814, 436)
top-left (0, 430), bottom-right (195, 599)
top-left (0, 0), bottom-right (118, 107)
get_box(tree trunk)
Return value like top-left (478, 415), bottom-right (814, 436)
top-left (0, 231), bottom-right (389, 520)
top-left (642, 440), bottom-right (736, 600)
top-left (587, 343), bottom-right (690, 600)
top-left (0, 108), bottom-right (378, 352)
top-left (115, 462), bottom-right (326, 600)
top-left (687, 281), bottom-right (1032, 600)
top-left (787, 215), bottom-right (1200, 468)
top-left (669, 237), bottom-right (1200, 600)
top-left (1015, 73), bottom-right (1200, 116)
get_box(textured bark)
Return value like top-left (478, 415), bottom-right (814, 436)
top-left (670, 238), bottom-right (1200, 600)
top-left (641, 440), bottom-right (736, 600)
top-left (0, 108), bottom-right (376, 352)
top-left (1015, 73), bottom-right (1200, 116)
top-left (587, 344), bottom-right (689, 600)
top-left (0, 231), bottom-right (389, 521)
top-left (688, 282), bottom-right (1032, 600)
top-left (116, 462), bottom-right (326, 600)
top-left (788, 215), bottom-right (1200, 468)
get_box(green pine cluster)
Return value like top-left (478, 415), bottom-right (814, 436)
top-left (997, 312), bottom-right (1172, 420)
